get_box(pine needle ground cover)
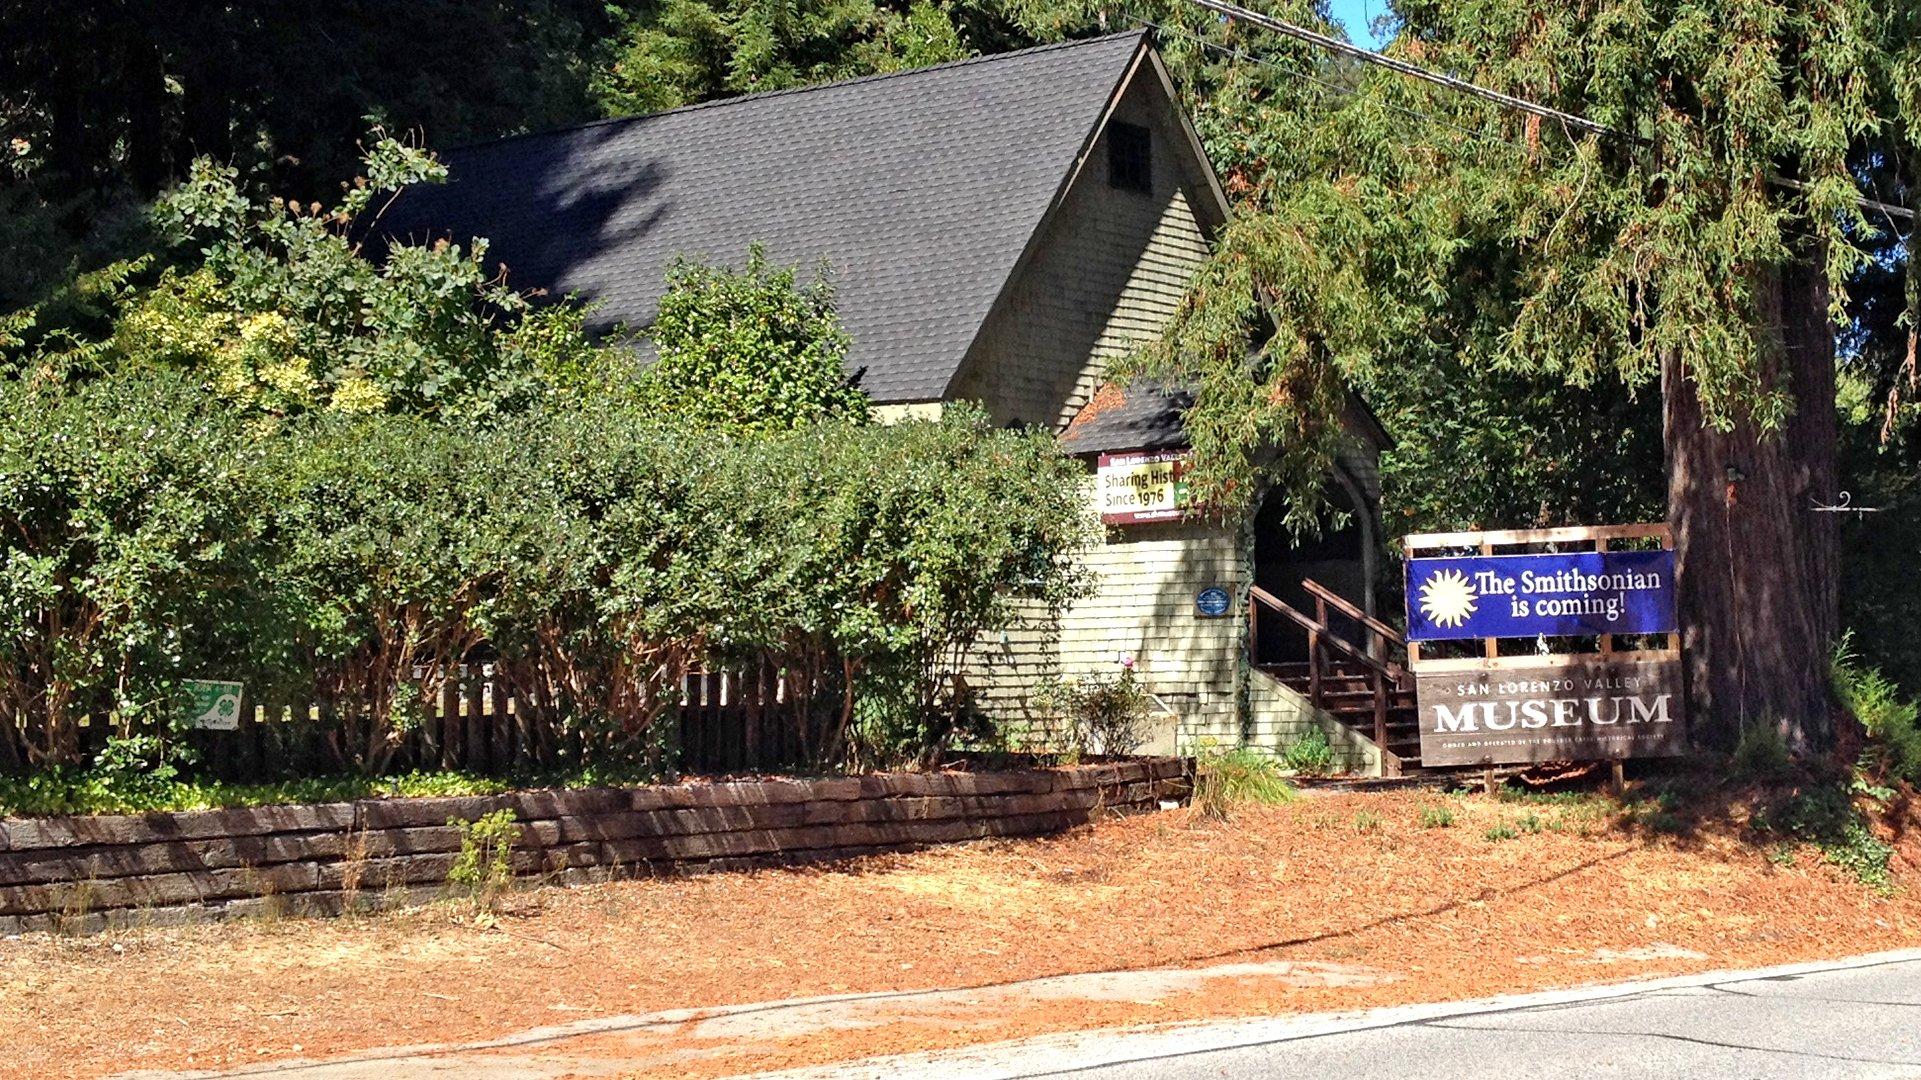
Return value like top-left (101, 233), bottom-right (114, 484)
top-left (3, 784), bottom-right (1917, 1078)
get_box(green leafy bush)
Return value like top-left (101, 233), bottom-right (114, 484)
top-left (1777, 783), bottom-right (1895, 891)
top-left (0, 388), bottom-right (1092, 777)
top-left (1832, 634), bottom-right (1921, 786)
top-left (1280, 727), bottom-right (1335, 776)
top-left (1731, 723), bottom-right (1794, 782)
top-left (1034, 664), bottom-right (1155, 760)
top-left (636, 244), bottom-right (869, 432)
top-left (1418, 804), bottom-right (1456, 829)
top-left (0, 371), bottom-right (272, 768)
top-left (448, 809), bottom-right (520, 912)
top-left (114, 140), bottom-right (629, 418)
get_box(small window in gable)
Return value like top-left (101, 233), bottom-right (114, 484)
top-left (1107, 121), bottom-right (1151, 194)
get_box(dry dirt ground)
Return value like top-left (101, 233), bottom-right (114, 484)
top-left (5, 786), bottom-right (1921, 1079)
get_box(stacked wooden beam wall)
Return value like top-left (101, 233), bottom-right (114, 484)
top-left (0, 759), bottom-right (1185, 934)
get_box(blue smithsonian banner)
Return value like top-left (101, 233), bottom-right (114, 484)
top-left (1405, 549), bottom-right (1678, 642)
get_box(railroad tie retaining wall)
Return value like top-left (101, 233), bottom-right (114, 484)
top-left (0, 758), bottom-right (1186, 934)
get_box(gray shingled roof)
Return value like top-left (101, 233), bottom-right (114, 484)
top-left (376, 32), bottom-right (1148, 403)
top-left (1058, 381), bottom-right (1192, 454)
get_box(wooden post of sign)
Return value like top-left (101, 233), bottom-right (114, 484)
top-left (1480, 539), bottom-right (1499, 662)
top-left (1481, 543), bottom-right (1499, 798)
top-left (1596, 536), bottom-right (1614, 657)
top-left (1598, 534), bottom-right (1621, 795)
top-left (1662, 529), bottom-right (1682, 661)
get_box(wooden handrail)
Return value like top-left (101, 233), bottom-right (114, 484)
top-left (1300, 578), bottom-right (1405, 648)
top-left (1248, 586), bottom-right (1404, 681)
top-left (1250, 584), bottom-right (1403, 756)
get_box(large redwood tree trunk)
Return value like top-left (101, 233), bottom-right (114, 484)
top-left (1663, 260), bottom-right (1839, 752)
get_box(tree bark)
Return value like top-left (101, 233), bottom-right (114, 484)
top-left (175, 19), bottom-right (236, 168)
top-left (1663, 259), bottom-right (1839, 752)
top-left (123, 33), bottom-right (172, 195)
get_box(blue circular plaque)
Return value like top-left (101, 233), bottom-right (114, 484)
top-left (1195, 587), bottom-right (1231, 617)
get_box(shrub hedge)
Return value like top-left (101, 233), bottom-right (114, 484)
top-left (0, 378), bottom-right (1095, 775)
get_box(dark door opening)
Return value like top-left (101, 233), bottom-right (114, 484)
top-left (1251, 482), bottom-right (1372, 666)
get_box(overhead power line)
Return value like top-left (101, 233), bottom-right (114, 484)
top-left (1138, 16), bottom-right (1537, 157)
top-left (1179, 0), bottom-right (1915, 225)
top-left (1185, 0), bottom-right (1618, 140)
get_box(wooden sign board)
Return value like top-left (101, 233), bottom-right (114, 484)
top-left (1415, 656), bottom-right (1686, 767)
top-left (1096, 449), bottom-right (1191, 524)
top-left (1403, 523), bottom-right (1687, 768)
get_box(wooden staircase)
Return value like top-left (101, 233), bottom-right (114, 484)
top-left (1261, 660), bottom-right (1421, 772)
top-left (1250, 579), bottom-right (1423, 775)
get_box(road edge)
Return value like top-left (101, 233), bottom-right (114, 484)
top-left (750, 947), bottom-right (1921, 1079)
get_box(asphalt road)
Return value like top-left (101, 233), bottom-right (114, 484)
top-left (763, 950), bottom-right (1921, 1080)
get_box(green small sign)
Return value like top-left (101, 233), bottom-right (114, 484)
top-left (184, 680), bottom-right (244, 730)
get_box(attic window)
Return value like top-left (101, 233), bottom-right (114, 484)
top-left (1107, 121), bottom-right (1151, 194)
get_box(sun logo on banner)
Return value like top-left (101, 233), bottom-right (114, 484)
top-left (1418, 568), bottom-right (1478, 629)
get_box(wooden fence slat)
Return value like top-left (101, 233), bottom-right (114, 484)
top-left (509, 677), bottom-right (534, 771)
top-left (439, 677), bottom-right (459, 771)
top-left (706, 672), bottom-right (724, 773)
top-left (746, 662), bottom-right (765, 772)
top-left (464, 664), bottom-right (486, 774)
top-left (682, 674), bottom-right (696, 774)
top-left (495, 661), bottom-right (518, 768)
top-left (532, 673), bottom-right (564, 770)
top-left (416, 674), bottom-right (438, 770)
top-left (701, 670), bottom-right (714, 772)
top-left (247, 697), bottom-right (268, 779)
top-left (714, 672), bottom-right (728, 773)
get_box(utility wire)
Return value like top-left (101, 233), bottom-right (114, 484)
top-left (1186, 0), bottom-right (1618, 140)
top-left (1178, 0), bottom-right (1916, 225)
top-left (1137, 16), bottom-right (1537, 159)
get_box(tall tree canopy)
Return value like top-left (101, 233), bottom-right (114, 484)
top-left (592, 0), bottom-right (986, 115)
top-left (1122, 0), bottom-right (1920, 749)
top-left (1, 1), bottom-right (624, 200)
top-left (0, 1), bottom-right (633, 313)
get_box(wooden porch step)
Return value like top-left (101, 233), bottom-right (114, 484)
top-left (1244, 579), bottom-right (1429, 773)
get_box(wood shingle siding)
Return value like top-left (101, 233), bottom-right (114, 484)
top-left (953, 74), bottom-right (1216, 430)
top-left (1059, 523), bottom-right (1243, 727)
top-left (963, 518), bottom-right (1246, 750)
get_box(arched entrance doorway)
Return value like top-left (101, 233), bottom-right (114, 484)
top-left (1250, 467), bottom-right (1379, 665)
